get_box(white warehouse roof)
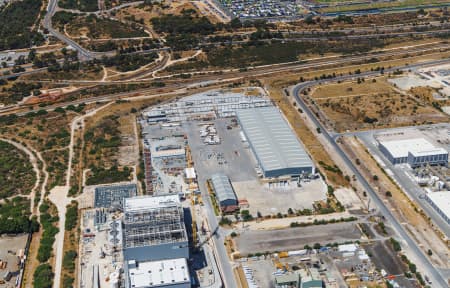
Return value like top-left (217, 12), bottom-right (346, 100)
top-left (123, 195), bottom-right (180, 213)
top-left (379, 138), bottom-right (448, 158)
top-left (236, 107), bottom-right (313, 176)
top-left (128, 258), bottom-right (190, 288)
top-left (425, 191), bottom-right (450, 223)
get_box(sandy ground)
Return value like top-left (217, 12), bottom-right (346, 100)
top-left (233, 179), bottom-right (327, 216)
top-left (235, 222), bottom-right (361, 254)
top-left (334, 188), bottom-right (365, 212)
top-left (240, 211), bottom-right (352, 231)
top-left (442, 106), bottom-right (450, 115)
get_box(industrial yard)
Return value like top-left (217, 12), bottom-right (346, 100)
top-left (358, 124), bottom-right (450, 238)
top-left (77, 183), bottom-right (211, 288)
top-left (0, 234), bottom-right (28, 287)
top-left (389, 64), bottom-right (450, 98)
top-left (2, 0), bottom-right (450, 286)
top-left (234, 241), bottom-right (412, 288)
top-left (140, 88), bottom-right (324, 219)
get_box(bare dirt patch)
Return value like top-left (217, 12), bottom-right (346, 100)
top-left (310, 78), bottom-right (449, 132)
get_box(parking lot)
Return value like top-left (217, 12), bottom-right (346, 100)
top-left (185, 118), bottom-right (257, 183)
top-left (217, 0), bottom-right (300, 19)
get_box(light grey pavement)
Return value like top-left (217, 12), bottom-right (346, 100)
top-left (185, 120), bottom-right (238, 288)
top-left (199, 178), bottom-right (236, 288)
top-left (235, 222), bottom-right (362, 255)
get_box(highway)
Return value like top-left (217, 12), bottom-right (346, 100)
top-left (291, 58), bottom-right (450, 288)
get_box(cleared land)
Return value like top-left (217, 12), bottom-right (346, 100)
top-left (310, 78), bottom-right (449, 132)
top-left (235, 222), bottom-right (361, 254)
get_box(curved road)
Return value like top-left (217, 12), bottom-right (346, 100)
top-left (291, 59), bottom-right (450, 288)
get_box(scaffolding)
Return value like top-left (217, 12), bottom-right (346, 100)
top-left (123, 196), bottom-right (187, 249)
top-left (143, 147), bottom-right (154, 195)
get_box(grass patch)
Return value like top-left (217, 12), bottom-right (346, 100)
top-left (86, 165), bottom-right (132, 185)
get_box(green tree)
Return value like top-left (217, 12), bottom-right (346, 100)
top-left (33, 264), bottom-right (53, 288)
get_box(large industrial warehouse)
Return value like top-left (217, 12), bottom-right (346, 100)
top-left (378, 138), bottom-right (448, 167)
top-left (210, 174), bottom-right (238, 213)
top-left (127, 258), bottom-right (190, 288)
top-left (425, 191), bottom-right (450, 225)
top-left (236, 107), bottom-right (314, 178)
top-left (122, 195), bottom-right (190, 288)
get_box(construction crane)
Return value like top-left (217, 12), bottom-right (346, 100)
top-left (191, 196), bottom-right (198, 247)
top-left (186, 144), bottom-right (198, 247)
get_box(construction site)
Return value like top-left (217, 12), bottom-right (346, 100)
top-left (77, 168), bottom-right (218, 288)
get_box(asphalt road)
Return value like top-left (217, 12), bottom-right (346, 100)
top-left (43, 0), bottom-right (94, 60)
top-left (199, 179), bottom-right (236, 288)
top-left (291, 58), bottom-right (450, 287)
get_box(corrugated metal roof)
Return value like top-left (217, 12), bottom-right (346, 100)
top-left (210, 174), bottom-right (237, 203)
top-left (379, 138), bottom-right (448, 158)
top-left (236, 107), bottom-right (313, 174)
